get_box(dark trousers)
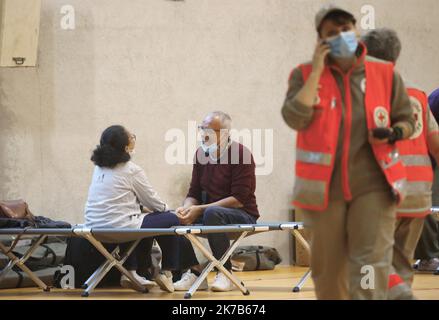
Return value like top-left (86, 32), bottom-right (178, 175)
top-left (179, 206), bottom-right (257, 271)
top-left (415, 167), bottom-right (439, 260)
top-left (415, 213), bottom-right (439, 260)
top-left (123, 211), bottom-right (180, 271)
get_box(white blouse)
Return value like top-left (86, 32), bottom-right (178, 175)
top-left (84, 161), bottom-right (168, 229)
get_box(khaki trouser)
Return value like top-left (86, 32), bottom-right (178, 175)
top-left (300, 190), bottom-right (397, 300)
top-left (388, 217), bottom-right (424, 299)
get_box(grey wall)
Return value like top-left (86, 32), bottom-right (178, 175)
top-left (1, 0), bottom-right (438, 264)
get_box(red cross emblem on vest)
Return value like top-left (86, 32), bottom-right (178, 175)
top-left (374, 106), bottom-right (389, 128)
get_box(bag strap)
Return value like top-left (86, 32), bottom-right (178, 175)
top-left (40, 244), bottom-right (57, 266)
top-left (4, 227), bottom-right (33, 254)
top-left (12, 268), bottom-right (24, 288)
top-left (255, 249), bottom-right (261, 270)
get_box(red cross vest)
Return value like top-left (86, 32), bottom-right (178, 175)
top-left (395, 85), bottom-right (433, 218)
top-left (292, 60), bottom-right (407, 211)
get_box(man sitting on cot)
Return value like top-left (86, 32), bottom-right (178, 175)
top-left (174, 111), bottom-right (260, 292)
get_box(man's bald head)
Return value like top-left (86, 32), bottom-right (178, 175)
top-left (202, 111), bottom-right (232, 131)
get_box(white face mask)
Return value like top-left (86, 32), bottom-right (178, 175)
top-left (201, 142), bottom-right (218, 155)
top-left (202, 136), bottom-right (231, 160)
top-left (199, 125), bottom-right (230, 158)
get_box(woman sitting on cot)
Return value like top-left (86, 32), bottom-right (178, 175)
top-left (84, 124), bottom-right (178, 293)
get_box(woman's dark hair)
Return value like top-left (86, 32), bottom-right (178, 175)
top-left (91, 125), bottom-right (131, 168)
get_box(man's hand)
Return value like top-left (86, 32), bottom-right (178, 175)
top-left (177, 205), bottom-right (204, 225)
top-left (175, 206), bottom-right (186, 215)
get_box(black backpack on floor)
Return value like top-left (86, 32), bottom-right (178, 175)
top-left (55, 237), bottom-right (121, 288)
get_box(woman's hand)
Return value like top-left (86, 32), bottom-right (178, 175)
top-left (293, 41), bottom-right (330, 109)
top-left (141, 206), bottom-right (152, 213)
top-left (368, 129), bottom-right (392, 145)
top-left (312, 40), bottom-right (331, 77)
top-left (177, 205), bottom-right (204, 225)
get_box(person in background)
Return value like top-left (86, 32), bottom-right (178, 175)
top-left (281, 4), bottom-right (415, 299)
top-left (414, 88), bottom-right (439, 272)
top-left (84, 125), bottom-right (179, 293)
top-left (363, 28), bottom-right (439, 299)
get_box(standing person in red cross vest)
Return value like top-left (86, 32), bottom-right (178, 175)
top-left (414, 89), bottom-right (439, 273)
top-left (363, 28), bottom-right (439, 300)
top-left (281, 4), bottom-right (415, 299)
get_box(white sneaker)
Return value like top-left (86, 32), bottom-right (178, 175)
top-left (173, 270), bottom-right (208, 291)
top-left (120, 271), bottom-right (155, 292)
top-left (211, 272), bottom-right (235, 292)
top-left (155, 270), bottom-right (174, 293)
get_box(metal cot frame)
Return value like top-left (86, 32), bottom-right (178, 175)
top-left (0, 222), bottom-right (311, 298)
top-left (0, 228), bottom-right (75, 292)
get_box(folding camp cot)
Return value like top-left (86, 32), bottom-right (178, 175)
top-left (0, 228), bottom-right (75, 292)
top-left (0, 222), bottom-right (311, 298)
top-left (72, 222), bottom-right (310, 298)
top-left (4, 207), bottom-right (439, 297)
top-left (73, 226), bottom-right (180, 296)
top-left (178, 222), bottom-right (311, 299)
top-left (0, 227), bottom-right (168, 295)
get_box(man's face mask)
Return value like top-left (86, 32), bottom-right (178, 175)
top-left (200, 128), bottom-right (218, 156)
top-left (201, 141), bottom-right (218, 156)
top-left (200, 128), bottom-right (229, 157)
top-left (325, 31), bottom-right (358, 59)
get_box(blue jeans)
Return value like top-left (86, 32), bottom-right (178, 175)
top-left (123, 211), bottom-right (180, 271)
top-left (179, 206), bottom-right (257, 271)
